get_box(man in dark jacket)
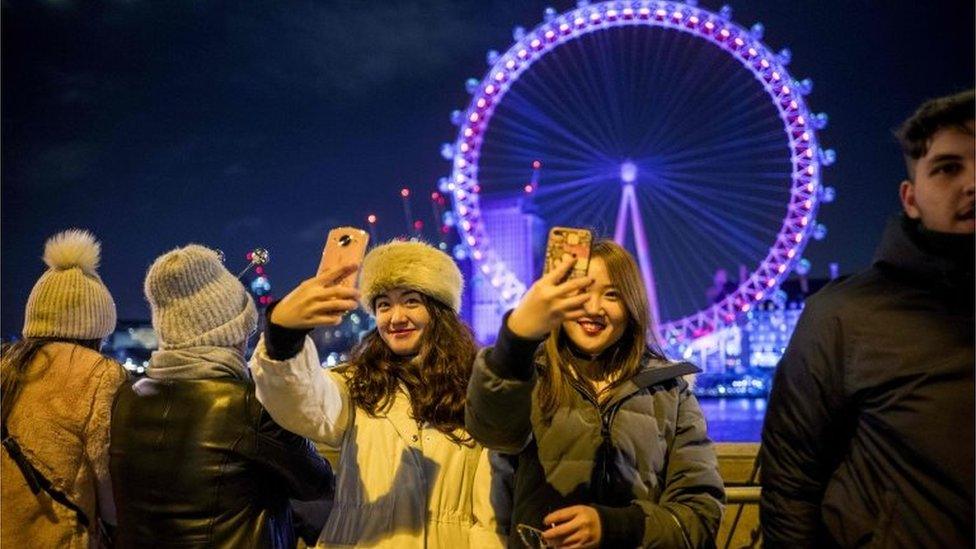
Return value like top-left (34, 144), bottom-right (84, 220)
top-left (111, 245), bottom-right (333, 548)
top-left (760, 90), bottom-right (975, 547)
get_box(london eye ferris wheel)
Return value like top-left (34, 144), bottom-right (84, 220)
top-left (440, 1), bottom-right (836, 351)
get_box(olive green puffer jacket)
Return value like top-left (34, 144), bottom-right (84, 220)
top-left (466, 324), bottom-right (725, 548)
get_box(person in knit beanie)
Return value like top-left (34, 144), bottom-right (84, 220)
top-left (249, 239), bottom-right (512, 548)
top-left (109, 243), bottom-right (332, 548)
top-left (22, 229), bottom-right (118, 339)
top-left (143, 244), bottom-right (257, 352)
top-left (2, 229), bottom-right (127, 548)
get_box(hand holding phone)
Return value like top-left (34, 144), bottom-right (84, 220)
top-left (507, 256), bottom-right (594, 340)
top-left (317, 227), bottom-right (369, 287)
top-left (270, 265), bottom-right (361, 329)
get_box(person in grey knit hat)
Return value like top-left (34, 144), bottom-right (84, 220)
top-left (2, 229), bottom-right (127, 548)
top-left (144, 244), bottom-right (257, 354)
top-left (110, 243), bottom-right (333, 548)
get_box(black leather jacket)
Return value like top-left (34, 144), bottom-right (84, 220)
top-left (110, 377), bottom-right (333, 548)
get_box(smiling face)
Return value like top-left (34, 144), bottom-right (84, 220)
top-left (374, 288), bottom-right (430, 356)
top-left (561, 257), bottom-right (630, 356)
top-left (900, 121), bottom-right (976, 234)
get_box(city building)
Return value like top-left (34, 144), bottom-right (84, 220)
top-left (468, 192), bottom-right (547, 344)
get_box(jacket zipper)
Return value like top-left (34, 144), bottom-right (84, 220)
top-left (570, 370), bottom-right (692, 547)
top-left (566, 376), bottom-right (632, 436)
top-left (567, 377), bottom-right (635, 505)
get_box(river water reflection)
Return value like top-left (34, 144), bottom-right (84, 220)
top-left (698, 397), bottom-right (766, 442)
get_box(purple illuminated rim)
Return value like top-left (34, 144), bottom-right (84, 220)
top-left (448, 0), bottom-right (825, 345)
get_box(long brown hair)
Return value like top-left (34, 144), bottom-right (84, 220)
top-left (1, 337), bottom-right (103, 424)
top-left (343, 294), bottom-right (477, 444)
top-left (537, 240), bottom-right (667, 420)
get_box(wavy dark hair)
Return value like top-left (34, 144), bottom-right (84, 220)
top-left (343, 294), bottom-right (477, 444)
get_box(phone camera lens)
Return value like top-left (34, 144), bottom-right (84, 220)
top-left (338, 235), bottom-right (353, 247)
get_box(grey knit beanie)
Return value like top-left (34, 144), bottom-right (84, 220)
top-left (144, 244), bottom-right (257, 350)
top-left (23, 229), bottom-right (117, 339)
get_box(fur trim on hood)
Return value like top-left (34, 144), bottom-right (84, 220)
top-left (360, 239), bottom-right (463, 314)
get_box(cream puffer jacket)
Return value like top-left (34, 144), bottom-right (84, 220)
top-left (249, 336), bottom-right (511, 548)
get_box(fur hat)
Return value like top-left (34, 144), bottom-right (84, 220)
top-left (144, 244), bottom-right (257, 350)
top-left (360, 240), bottom-right (463, 314)
top-left (23, 229), bottom-right (117, 339)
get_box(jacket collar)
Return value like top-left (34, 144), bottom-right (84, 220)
top-left (873, 214), bottom-right (974, 293)
top-left (543, 350), bottom-right (689, 410)
top-left (600, 354), bottom-right (694, 408)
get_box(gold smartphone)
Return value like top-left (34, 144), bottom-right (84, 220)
top-left (543, 227), bottom-right (592, 280)
top-left (317, 227), bottom-right (369, 287)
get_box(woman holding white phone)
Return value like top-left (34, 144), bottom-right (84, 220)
top-left (249, 239), bottom-right (509, 548)
top-left (466, 239), bottom-right (724, 548)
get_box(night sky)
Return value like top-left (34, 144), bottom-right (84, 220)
top-left (2, 0), bottom-right (973, 336)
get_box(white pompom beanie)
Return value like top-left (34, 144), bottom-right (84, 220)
top-left (144, 244), bottom-right (257, 350)
top-left (23, 229), bottom-right (117, 340)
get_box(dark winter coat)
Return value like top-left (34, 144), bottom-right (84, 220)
top-left (110, 376), bottom-right (334, 548)
top-left (466, 324), bottom-right (725, 548)
top-left (760, 215), bottom-right (975, 548)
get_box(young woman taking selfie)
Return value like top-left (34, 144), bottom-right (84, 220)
top-left (250, 239), bottom-right (509, 548)
top-left (466, 239), bottom-right (724, 548)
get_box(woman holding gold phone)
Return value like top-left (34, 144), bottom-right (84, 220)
top-left (466, 239), bottom-right (724, 548)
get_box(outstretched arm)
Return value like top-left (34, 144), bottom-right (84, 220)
top-left (249, 264), bottom-right (361, 449)
top-left (466, 256), bottom-right (591, 453)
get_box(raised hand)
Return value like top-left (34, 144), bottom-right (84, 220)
top-left (506, 255), bottom-right (593, 340)
top-left (270, 264), bottom-right (362, 329)
top-left (541, 505), bottom-right (602, 549)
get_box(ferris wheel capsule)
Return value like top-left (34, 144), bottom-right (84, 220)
top-left (813, 223), bottom-right (828, 241)
top-left (776, 48), bottom-right (792, 66)
top-left (452, 244), bottom-right (468, 261)
top-left (440, 143), bottom-right (454, 161)
top-left (795, 259), bottom-right (812, 276)
top-left (798, 78), bottom-right (814, 95)
top-left (820, 186), bottom-right (837, 203)
top-left (512, 26), bottom-right (526, 41)
top-left (819, 148), bottom-right (837, 166)
top-left (750, 23), bottom-right (765, 40)
top-left (812, 112), bottom-right (829, 129)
